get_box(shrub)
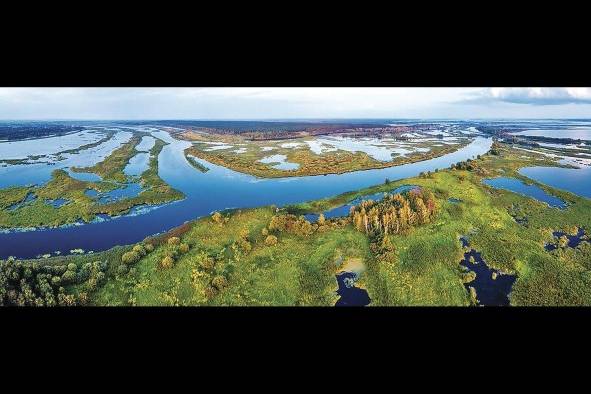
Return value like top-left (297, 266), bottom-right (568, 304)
top-left (116, 264), bottom-right (129, 275)
top-left (144, 243), bottom-right (155, 253)
top-left (211, 212), bottom-right (223, 224)
top-left (160, 255), bottom-right (175, 269)
top-left (167, 237), bottom-right (181, 246)
top-left (198, 255), bottom-right (215, 271)
top-left (61, 270), bottom-right (77, 284)
top-left (132, 244), bottom-right (146, 256)
top-left (462, 271), bottom-right (476, 284)
top-left (261, 227), bottom-right (269, 236)
top-left (265, 235), bottom-right (278, 246)
top-left (179, 243), bottom-right (190, 253)
top-left (204, 286), bottom-right (218, 299)
top-left (212, 275), bottom-right (228, 290)
top-left (122, 251), bottom-right (140, 265)
top-left (67, 263), bottom-right (77, 272)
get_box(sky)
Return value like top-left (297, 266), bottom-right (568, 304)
top-left (1, 87), bottom-right (591, 120)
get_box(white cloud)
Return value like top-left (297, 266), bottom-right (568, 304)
top-left (483, 88), bottom-right (591, 105)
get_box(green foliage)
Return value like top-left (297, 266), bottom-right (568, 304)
top-left (264, 235), bottom-right (278, 246)
top-left (160, 255), bottom-right (175, 269)
top-left (167, 237), bottom-right (181, 246)
top-left (268, 214), bottom-right (314, 236)
top-left (122, 251), bottom-right (141, 265)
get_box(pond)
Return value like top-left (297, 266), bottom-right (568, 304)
top-left (459, 238), bottom-right (516, 306)
top-left (257, 154), bottom-right (300, 170)
top-left (45, 198), bottom-right (70, 208)
top-left (335, 272), bottom-right (371, 306)
top-left (482, 177), bottom-right (567, 208)
top-left (545, 228), bottom-right (590, 251)
top-left (7, 192), bottom-right (37, 211)
top-left (85, 183), bottom-right (143, 204)
top-left (0, 131), bottom-right (492, 259)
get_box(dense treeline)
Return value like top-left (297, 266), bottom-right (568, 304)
top-left (0, 122), bottom-right (84, 141)
top-left (350, 189), bottom-right (436, 236)
top-left (0, 258), bottom-right (107, 306)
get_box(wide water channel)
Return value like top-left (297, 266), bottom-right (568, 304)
top-left (0, 129), bottom-right (492, 259)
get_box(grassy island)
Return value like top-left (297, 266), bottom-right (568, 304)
top-left (0, 135), bottom-right (184, 230)
top-left (180, 129), bottom-right (471, 178)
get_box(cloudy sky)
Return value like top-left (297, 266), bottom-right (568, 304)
top-left (1, 87), bottom-right (590, 120)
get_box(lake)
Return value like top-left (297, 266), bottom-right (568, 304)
top-left (482, 177), bottom-right (567, 208)
top-left (519, 165), bottom-right (591, 199)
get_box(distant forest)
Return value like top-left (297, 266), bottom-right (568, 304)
top-left (0, 121), bottom-right (85, 141)
top-left (145, 120), bottom-right (390, 133)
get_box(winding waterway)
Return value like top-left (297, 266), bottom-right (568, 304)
top-left (0, 129), bottom-right (492, 259)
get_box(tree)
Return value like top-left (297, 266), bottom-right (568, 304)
top-left (132, 244), bottom-right (146, 256)
top-left (317, 213), bottom-right (326, 226)
top-left (179, 243), bottom-right (190, 253)
top-left (160, 255), bottom-right (175, 269)
top-left (212, 275), bottom-right (228, 290)
top-left (167, 237), bottom-right (180, 246)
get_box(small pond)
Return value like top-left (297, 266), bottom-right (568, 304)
top-left (45, 198), bottom-right (70, 208)
top-left (7, 192), bottom-right (37, 211)
top-left (482, 177), bottom-right (566, 208)
top-left (459, 238), bottom-right (516, 306)
top-left (545, 228), bottom-right (590, 251)
top-left (85, 183), bottom-right (142, 204)
top-left (335, 272), bottom-right (371, 306)
top-left (257, 154), bottom-right (300, 171)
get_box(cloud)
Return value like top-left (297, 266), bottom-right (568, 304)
top-left (464, 88), bottom-right (591, 105)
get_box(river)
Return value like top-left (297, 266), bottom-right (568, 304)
top-left (0, 128), bottom-right (492, 259)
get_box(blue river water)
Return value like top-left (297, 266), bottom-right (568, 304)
top-left (0, 132), bottom-right (492, 259)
